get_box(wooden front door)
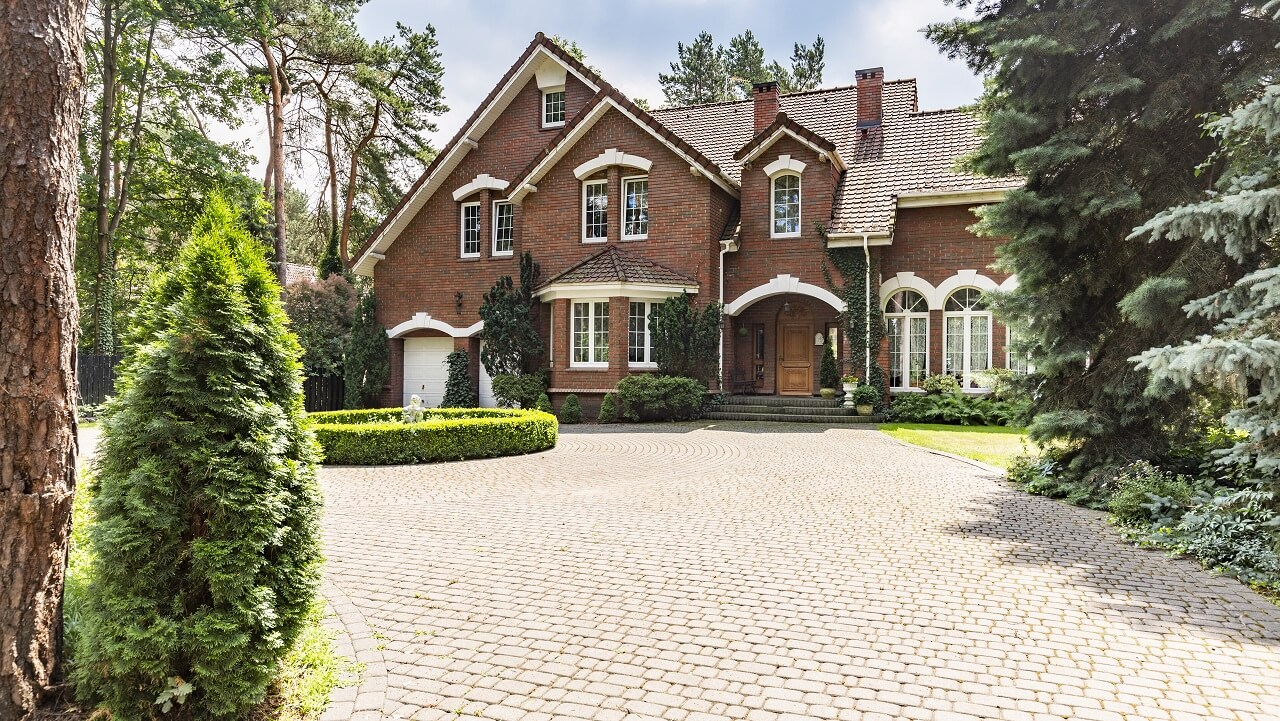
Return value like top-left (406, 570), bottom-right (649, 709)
top-left (777, 321), bottom-right (813, 396)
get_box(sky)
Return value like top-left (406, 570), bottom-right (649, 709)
top-left (235, 0), bottom-right (983, 182)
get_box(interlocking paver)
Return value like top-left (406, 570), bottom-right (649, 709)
top-left (318, 422), bottom-right (1280, 720)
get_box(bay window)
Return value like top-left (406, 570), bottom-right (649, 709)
top-left (571, 300), bottom-right (609, 367)
top-left (628, 301), bottom-right (656, 366)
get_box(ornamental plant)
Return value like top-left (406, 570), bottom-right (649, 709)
top-left (650, 293), bottom-right (722, 383)
top-left (819, 339), bottom-right (840, 389)
top-left (598, 392), bottom-right (619, 423)
top-left (343, 288), bottom-right (389, 409)
top-left (72, 197), bottom-right (322, 719)
top-left (558, 394), bottom-right (583, 424)
top-left (442, 349), bottom-right (477, 408)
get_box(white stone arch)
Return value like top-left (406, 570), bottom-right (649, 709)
top-left (763, 154), bottom-right (806, 177)
top-left (451, 173), bottom-right (509, 201)
top-left (879, 272), bottom-right (941, 311)
top-left (724, 273), bottom-right (845, 316)
top-left (935, 270), bottom-right (1001, 308)
top-left (573, 148), bottom-right (652, 180)
top-left (386, 312), bottom-right (483, 338)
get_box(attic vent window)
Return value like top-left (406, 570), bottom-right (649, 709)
top-left (543, 89), bottom-right (566, 128)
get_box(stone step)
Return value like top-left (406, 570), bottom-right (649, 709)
top-left (704, 411), bottom-right (880, 425)
top-left (725, 395), bottom-right (845, 408)
top-left (718, 403), bottom-right (856, 416)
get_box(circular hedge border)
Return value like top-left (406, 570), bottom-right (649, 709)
top-left (307, 407), bottom-right (558, 465)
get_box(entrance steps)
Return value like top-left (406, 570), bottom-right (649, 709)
top-left (705, 395), bottom-right (880, 424)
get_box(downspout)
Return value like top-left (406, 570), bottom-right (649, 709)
top-left (863, 232), bottom-right (871, 380)
top-left (718, 240), bottom-right (731, 388)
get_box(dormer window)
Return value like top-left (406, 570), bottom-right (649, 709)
top-left (771, 173), bottom-right (801, 237)
top-left (542, 88), bottom-right (565, 128)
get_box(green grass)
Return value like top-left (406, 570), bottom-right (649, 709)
top-left (879, 423), bottom-right (1033, 469)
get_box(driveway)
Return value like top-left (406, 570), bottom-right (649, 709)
top-left (318, 423), bottom-right (1280, 721)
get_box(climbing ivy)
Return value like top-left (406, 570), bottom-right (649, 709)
top-left (821, 230), bottom-right (885, 400)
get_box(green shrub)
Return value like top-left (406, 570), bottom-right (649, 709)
top-left (308, 407), bottom-right (557, 464)
top-left (73, 197), bottom-right (321, 719)
top-left (598, 392), bottom-right (618, 423)
top-left (887, 392), bottom-right (1027, 426)
top-left (534, 392), bottom-right (553, 413)
top-left (615, 374), bottom-right (705, 422)
top-left (442, 349), bottom-right (477, 408)
top-left (650, 293), bottom-right (722, 383)
top-left (343, 289), bottom-right (389, 409)
top-left (558, 394), bottom-right (582, 424)
top-left (921, 373), bottom-right (961, 395)
top-left (1170, 486), bottom-right (1280, 584)
top-left (1108, 461), bottom-right (1198, 528)
top-left (819, 340), bottom-right (839, 389)
top-left (491, 372), bottom-right (546, 409)
top-left (849, 385), bottom-right (879, 407)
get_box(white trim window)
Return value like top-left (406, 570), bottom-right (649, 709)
top-left (771, 173), bottom-right (801, 237)
top-left (886, 290), bottom-right (929, 389)
top-left (944, 288), bottom-right (991, 388)
top-left (460, 202), bottom-right (481, 257)
top-left (492, 201), bottom-right (514, 256)
top-left (1007, 327), bottom-right (1033, 373)
top-left (623, 176), bottom-right (649, 239)
top-left (583, 179), bottom-right (608, 242)
top-left (571, 300), bottom-right (609, 366)
top-left (542, 88), bottom-right (566, 128)
top-left (628, 301), bottom-right (657, 366)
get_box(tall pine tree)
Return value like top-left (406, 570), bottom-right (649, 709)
top-left (659, 31), bottom-right (732, 106)
top-left (928, 1), bottom-right (1280, 488)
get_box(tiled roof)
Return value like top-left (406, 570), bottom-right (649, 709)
top-left (540, 245), bottom-right (697, 287)
top-left (651, 81), bottom-right (1019, 233)
top-left (733, 112), bottom-right (837, 162)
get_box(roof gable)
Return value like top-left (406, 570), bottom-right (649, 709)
top-left (732, 112), bottom-right (843, 169)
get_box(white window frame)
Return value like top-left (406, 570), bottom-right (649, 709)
top-left (943, 288), bottom-right (992, 389)
top-left (628, 300), bottom-right (658, 368)
top-left (771, 172), bottom-right (801, 238)
top-left (460, 202), bottom-right (481, 258)
top-left (492, 200), bottom-right (514, 256)
top-left (582, 179), bottom-right (608, 243)
top-left (885, 290), bottom-right (930, 391)
top-left (570, 299), bottom-right (609, 368)
top-left (622, 175), bottom-right (649, 240)
top-left (542, 87), bottom-right (566, 129)
top-left (1006, 326), bottom-right (1034, 373)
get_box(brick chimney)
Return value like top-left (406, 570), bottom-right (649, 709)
top-left (856, 67), bottom-right (884, 128)
top-left (752, 80), bottom-right (779, 133)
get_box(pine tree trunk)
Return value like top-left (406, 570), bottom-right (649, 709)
top-left (261, 37), bottom-right (289, 285)
top-left (0, 0), bottom-right (87, 716)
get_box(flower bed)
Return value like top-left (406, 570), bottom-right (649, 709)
top-left (307, 407), bottom-right (557, 465)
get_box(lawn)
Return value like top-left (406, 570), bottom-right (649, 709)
top-left (879, 423), bottom-right (1032, 469)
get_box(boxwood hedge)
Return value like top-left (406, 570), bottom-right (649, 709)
top-left (307, 407), bottom-right (557, 465)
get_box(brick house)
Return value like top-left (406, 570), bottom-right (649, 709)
top-left (349, 33), bottom-right (1020, 411)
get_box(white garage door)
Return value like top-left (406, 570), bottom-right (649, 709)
top-left (478, 341), bottom-right (497, 408)
top-left (403, 337), bottom-right (452, 408)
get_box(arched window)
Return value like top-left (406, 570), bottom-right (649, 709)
top-left (885, 290), bottom-right (928, 389)
top-left (944, 288), bottom-right (991, 388)
top-left (771, 173), bottom-right (800, 237)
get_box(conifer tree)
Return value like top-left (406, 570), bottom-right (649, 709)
top-left (659, 31), bottom-right (732, 106)
top-left (726, 30), bottom-right (768, 98)
top-left (73, 197), bottom-right (322, 718)
top-left (1131, 81), bottom-right (1280, 476)
top-left (927, 0), bottom-right (1280, 487)
top-left (344, 287), bottom-right (389, 408)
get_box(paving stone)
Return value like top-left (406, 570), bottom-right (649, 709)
top-left (316, 422), bottom-right (1280, 721)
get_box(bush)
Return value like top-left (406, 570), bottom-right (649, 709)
top-left (615, 374), bottom-right (705, 422)
top-left (921, 373), bottom-right (961, 395)
top-left (309, 407), bottom-right (557, 464)
top-left (650, 294), bottom-right (722, 383)
top-left (282, 273), bottom-right (356, 375)
top-left (819, 340), bottom-right (839, 389)
top-left (1108, 461), bottom-right (1198, 528)
top-left (849, 385), bottom-right (879, 407)
top-left (534, 392), bottom-right (553, 413)
top-left (598, 392), bottom-right (618, 423)
top-left (558, 394), bottom-right (582, 424)
top-left (343, 289), bottom-right (389, 409)
top-left (1171, 486), bottom-right (1280, 584)
top-left (442, 349), bottom-right (477, 408)
top-left (73, 198), bottom-right (321, 719)
top-left (491, 372), bottom-right (546, 409)
top-left (887, 392), bottom-right (1028, 426)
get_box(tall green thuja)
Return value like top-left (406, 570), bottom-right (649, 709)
top-left (928, 1), bottom-right (1280, 488)
top-left (344, 288), bottom-right (389, 409)
top-left (73, 197), bottom-right (322, 719)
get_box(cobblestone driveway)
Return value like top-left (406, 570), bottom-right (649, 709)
top-left (319, 423), bottom-right (1280, 721)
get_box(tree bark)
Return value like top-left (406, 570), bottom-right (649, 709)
top-left (260, 36), bottom-right (289, 285)
top-left (0, 0), bottom-right (88, 717)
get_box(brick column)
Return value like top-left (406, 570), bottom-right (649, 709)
top-left (384, 337), bottom-right (404, 407)
top-left (608, 166), bottom-right (622, 242)
top-left (930, 309), bottom-right (945, 378)
top-left (609, 295), bottom-right (628, 375)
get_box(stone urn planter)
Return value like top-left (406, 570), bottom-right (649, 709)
top-left (841, 378), bottom-right (858, 409)
top-left (819, 387), bottom-right (837, 399)
top-left (856, 403), bottom-right (875, 416)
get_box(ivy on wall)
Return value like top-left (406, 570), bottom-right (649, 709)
top-left (820, 229), bottom-right (886, 397)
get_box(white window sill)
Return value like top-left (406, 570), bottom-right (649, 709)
top-left (492, 250), bottom-right (514, 257)
top-left (628, 362), bottom-right (658, 369)
top-left (582, 237), bottom-right (608, 244)
top-left (889, 387), bottom-right (924, 394)
top-left (569, 363), bottom-right (609, 370)
top-left (771, 232), bottom-right (801, 239)
top-left (460, 253), bottom-right (481, 260)
top-left (622, 234), bottom-right (648, 241)
top-left (542, 121), bottom-right (565, 130)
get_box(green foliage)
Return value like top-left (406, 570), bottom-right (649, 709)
top-left (650, 293), bottom-right (722, 384)
top-left (1108, 461), bottom-right (1199, 528)
top-left (479, 252), bottom-right (542, 377)
top-left (819, 339), bottom-right (839, 389)
top-left (558, 394), bottom-right (583, 425)
top-left (316, 226), bottom-right (343, 279)
top-left (1169, 486), bottom-right (1280, 584)
top-left (660, 30), bottom-right (826, 106)
top-left (534, 392), bottom-right (553, 414)
top-left (441, 349), bottom-right (476, 408)
top-left (615, 375), bottom-right (706, 422)
top-left (72, 197), bottom-right (322, 719)
top-left (849, 385), bottom-right (879, 407)
top-left (921, 373), bottom-right (961, 395)
top-left (343, 288), bottom-right (389, 409)
top-left (927, 0), bottom-right (1280, 489)
top-left (598, 392), bottom-right (619, 423)
top-left (308, 408), bottom-right (557, 464)
top-left (490, 373), bottom-right (546, 409)
top-left (822, 244), bottom-right (885, 397)
top-left (282, 273), bottom-right (356, 375)
top-left (888, 393), bottom-right (1027, 427)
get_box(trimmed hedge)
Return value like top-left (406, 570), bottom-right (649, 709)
top-left (307, 407), bottom-right (557, 465)
top-left (615, 374), bottom-right (706, 422)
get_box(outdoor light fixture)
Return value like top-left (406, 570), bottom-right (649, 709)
top-left (782, 301), bottom-right (791, 313)
top-left (454, 291), bottom-right (464, 315)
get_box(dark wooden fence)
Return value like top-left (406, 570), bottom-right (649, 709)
top-left (78, 353), bottom-right (123, 405)
top-left (303, 374), bottom-right (345, 412)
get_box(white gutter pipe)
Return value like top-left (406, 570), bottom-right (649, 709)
top-left (718, 240), bottom-right (732, 388)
